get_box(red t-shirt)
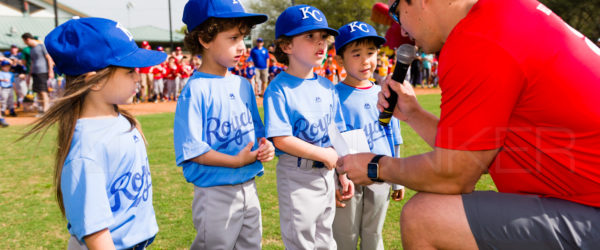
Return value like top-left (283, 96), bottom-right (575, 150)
top-left (165, 63), bottom-right (179, 80)
top-left (436, 0), bottom-right (600, 207)
top-left (180, 64), bottom-right (193, 78)
top-left (151, 65), bottom-right (165, 80)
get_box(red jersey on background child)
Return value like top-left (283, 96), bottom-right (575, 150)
top-left (180, 62), bottom-right (193, 79)
top-left (151, 63), bottom-right (166, 79)
top-left (166, 62), bottom-right (179, 80)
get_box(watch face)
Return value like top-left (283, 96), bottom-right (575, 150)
top-left (367, 163), bottom-right (378, 179)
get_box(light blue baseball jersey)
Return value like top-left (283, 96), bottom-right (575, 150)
top-left (173, 71), bottom-right (265, 187)
top-left (61, 115), bottom-right (157, 248)
top-left (335, 82), bottom-right (402, 156)
top-left (264, 71), bottom-right (346, 155)
top-left (0, 71), bottom-right (14, 88)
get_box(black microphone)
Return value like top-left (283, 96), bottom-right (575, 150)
top-left (378, 44), bottom-right (417, 126)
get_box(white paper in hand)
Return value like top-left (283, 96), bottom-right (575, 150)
top-left (327, 124), bottom-right (370, 156)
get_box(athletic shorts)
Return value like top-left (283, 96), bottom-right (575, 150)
top-left (32, 73), bottom-right (49, 93)
top-left (462, 191), bottom-right (600, 250)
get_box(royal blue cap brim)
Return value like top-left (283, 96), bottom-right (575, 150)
top-left (111, 48), bottom-right (167, 69)
top-left (278, 25), bottom-right (339, 39)
top-left (336, 35), bottom-right (386, 53)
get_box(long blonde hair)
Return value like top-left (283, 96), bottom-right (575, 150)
top-left (19, 66), bottom-right (144, 216)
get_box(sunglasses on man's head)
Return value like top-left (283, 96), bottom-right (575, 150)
top-left (389, 0), bottom-right (400, 24)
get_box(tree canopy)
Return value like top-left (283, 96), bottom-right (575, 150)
top-left (539, 0), bottom-right (600, 40)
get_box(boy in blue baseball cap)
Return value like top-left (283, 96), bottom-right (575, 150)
top-left (332, 21), bottom-right (405, 250)
top-left (263, 4), bottom-right (349, 249)
top-left (174, 0), bottom-right (274, 249)
top-left (0, 60), bottom-right (16, 118)
top-left (0, 60), bottom-right (14, 126)
top-left (21, 17), bottom-right (166, 249)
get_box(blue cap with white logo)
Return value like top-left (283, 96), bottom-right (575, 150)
top-left (275, 5), bottom-right (338, 39)
top-left (335, 21), bottom-right (386, 53)
top-left (44, 17), bottom-right (167, 76)
top-left (183, 0), bottom-right (268, 32)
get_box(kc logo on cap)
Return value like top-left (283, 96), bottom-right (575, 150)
top-left (117, 23), bottom-right (133, 41)
top-left (116, 22), bottom-right (133, 41)
top-left (300, 6), bottom-right (323, 22)
top-left (348, 21), bottom-right (370, 33)
top-left (335, 21), bottom-right (386, 52)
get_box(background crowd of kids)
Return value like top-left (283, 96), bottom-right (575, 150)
top-left (229, 39), bottom-right (440, 95)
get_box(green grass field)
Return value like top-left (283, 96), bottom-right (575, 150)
top-left (0, 94), bottom-right (496, 249)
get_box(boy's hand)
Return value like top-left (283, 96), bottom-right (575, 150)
top-left (323, 147), bottom-right (339, 170)
top-left (335, 174), bottom-right (354, 207)
top-left (257, 137), bottom-right (275, 162)
top-left (236, 141), bottom-right (259, 167)
top-left (391, 188), bottom-right (405, 201)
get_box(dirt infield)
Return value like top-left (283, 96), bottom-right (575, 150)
top-left (4, 87), bottom-right (440, 126)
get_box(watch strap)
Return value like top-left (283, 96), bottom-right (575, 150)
top-left (368, 154), bottom-right (386, 182)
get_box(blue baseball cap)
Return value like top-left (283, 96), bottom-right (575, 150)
top-left (275, 5), bottom-right (338, 39)
top-left (44, 17), bottom-right (167, 76)
top-left (335, 21), bottom-right (386, 53)
top-left (1, 60), bottom-right (10, 67)
top-left (183, 0), bottom-right (268, 32)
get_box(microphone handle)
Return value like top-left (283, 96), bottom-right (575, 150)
top-left (379, 62), bottom-right (410, 126)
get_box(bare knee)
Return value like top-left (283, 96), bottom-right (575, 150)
top-left (400, 192), bottom-right (477, 250)
top-left (401, 193), bottom-right (436, 249)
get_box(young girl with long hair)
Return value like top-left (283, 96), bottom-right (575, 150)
top-left (20, 17), bottom-right (166, 249)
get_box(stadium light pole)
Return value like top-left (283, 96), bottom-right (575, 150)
top-left (53, 0), bottom-right (58, 27)
top-left (126, 2), bottom-right (134, 28)
top-left (168, 0), bottom-right (174, 50)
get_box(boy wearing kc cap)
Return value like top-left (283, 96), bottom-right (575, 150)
top-left (174, 0), bottom-right (274, 249)
top-left (332, 21), bottom-right (405, 250)
top-left (263, 4), bottom-right (349, 249)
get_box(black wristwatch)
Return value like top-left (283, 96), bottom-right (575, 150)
top-left (367, 154), bottom-right (385, 182)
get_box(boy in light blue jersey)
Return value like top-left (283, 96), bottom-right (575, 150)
top-left (264, 5), bottom-right (351, 249)
top-left (332, 21), bottom-right (405, 250)
top-left (0, 61), bottom-right (16, 118)
top-left (173, 0), bottom-right (274, 249)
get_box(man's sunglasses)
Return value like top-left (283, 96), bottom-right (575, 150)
top-left (389, 0), bottom-right (400, 24)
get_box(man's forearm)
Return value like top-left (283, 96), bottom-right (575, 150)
top-left (406, 107), bottom-right (439, 148)
top-left (378, 148), bottom-right (492, 194)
